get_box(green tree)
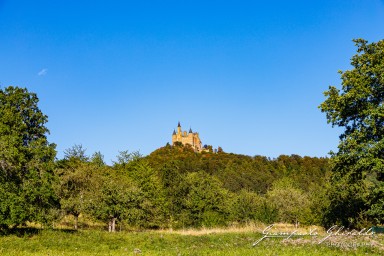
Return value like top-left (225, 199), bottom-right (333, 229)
top-left (158, 162), bottom-right (189, 228)
top-left (0, 86), bottom-right (58, 228)
top-left (320, 39), bottom-right (384, 227)
top-left (86, 169), bottom-right (142, 232)
top-left (113, 150), bottom-right (141, 169)
top-left (91, 151), bottom-right (105, 167)
top-left (64, 144), bottom-right (88, 162)
top-left (184, 171), bottom-right (230, 227)
top-left (56, 162), bottom-right (92, 229)
top-left (230, 189), bottom-right (277, 224)
top-left (56, 146), bottom-right (93, 230)
top-left (115, 155), bottom-right (166, 229)
top-left (266, 178), bottom-right (313, 225)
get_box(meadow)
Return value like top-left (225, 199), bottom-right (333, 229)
top-left (1, 225), bottom-right (383, 256)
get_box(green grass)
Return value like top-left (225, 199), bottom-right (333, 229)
top-left (0, 228), bottom-right (382, 255)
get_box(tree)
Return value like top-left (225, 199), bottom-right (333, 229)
top-left (113, 150), bottom-right (141, 169)
top-left (0, 86), bottom-right (58, 228)
top-left (56, 161), bottom-right (92, 229)
top-left (320, 39), bottom-right (384, 227)
top-left (266, 178), bottom-right (313, 225)
top-left (184, 171), bottom-right (230, 227)
top-left (56, 146), bottom-right (92, 230)
top-left (230, 189), bottom-right (277, 224)
top-left (64, 144), bottom-right (88, 162)
top-left (86, 169), bottom-right (142, 232)
top-left (91, 151), bottom-right (105, 167)
top-left (122, 159), bottom-right (166, 228)
top-left (158, 162), bottom-right (189, 228)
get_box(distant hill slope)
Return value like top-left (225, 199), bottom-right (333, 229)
top-left (144, 144), bottom-right (330, 194)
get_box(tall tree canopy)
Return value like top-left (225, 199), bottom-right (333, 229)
top-left (0, 86), bottom-right (58, 228)
top-left (320, 39), bottom-right (384, 227)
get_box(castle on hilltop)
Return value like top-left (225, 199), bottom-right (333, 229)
top-left (172, 122), bottom-right (203, 152)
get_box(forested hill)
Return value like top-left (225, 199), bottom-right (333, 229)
top-left (144, 143), bottom-right (330, 194)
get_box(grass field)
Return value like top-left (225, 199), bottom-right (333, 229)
top-left (0, 225), bottom-right (383, 255)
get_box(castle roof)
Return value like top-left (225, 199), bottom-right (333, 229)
top-left (173, 129), bottom-right (176, 135)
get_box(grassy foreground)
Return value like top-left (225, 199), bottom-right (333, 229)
top-left (0, 227), bottom-right (383, 256)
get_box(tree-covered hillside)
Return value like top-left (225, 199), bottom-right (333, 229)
top-left (146, 143), bottom-right (329, 194)
top-left (138, 143), bottom-right (331, 227)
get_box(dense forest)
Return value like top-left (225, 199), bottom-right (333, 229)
top-left (1, 39), bottom-right (384, 233)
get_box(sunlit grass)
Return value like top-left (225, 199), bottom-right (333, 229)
top-left (156, 222), bottom-right (325, 236)
top-left (1, 226), bottom-right (383, 256)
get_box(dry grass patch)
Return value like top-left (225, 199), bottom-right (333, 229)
top-left (157, 222), bottom-right (326, 236)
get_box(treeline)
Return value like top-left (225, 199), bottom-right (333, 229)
top-left (55, 143), bottom-right (331, 231)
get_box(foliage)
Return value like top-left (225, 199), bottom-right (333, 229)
top-left (90, 151), bottom-right (105, 167)
top-left (266, 178), bottom-right (313, 224)
top-left (229, 189), bottom-right (277, 224)
top-left (55, 146), bottom-right (94, 229)
top-left (320, 39), bottom-right (384, 227)
top-left (183, 171), bottom-right (230, 227)
top-left (64, 144), bottom-right (88, 162)
top-left (0, 86), bottom-right (58, 228)
top-left (86, 168), bottom-right (142, 232)
top-left (158, 162), bottom-right (189, 228)
top-left (117, 158), bottom-right (166, 229)
top-left (138, 144), bottom-right (330, 228)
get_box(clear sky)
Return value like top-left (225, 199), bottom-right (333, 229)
top-left (1, 1), bottom-right (383, 163)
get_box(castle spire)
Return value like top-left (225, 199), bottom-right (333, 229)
top-left (189, 127), bottom-right (193, 133)
top-left (178, 121), bottom-right (181, 127)
top-left (173, 129), bottom-right (176, 135)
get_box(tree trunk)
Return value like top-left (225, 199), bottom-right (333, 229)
top-left (108, 217), bottom-right (117, 232)
top-left (111, 217), bottom-right (116, 232)
top-left (74, 214), bottom-right (79, 230)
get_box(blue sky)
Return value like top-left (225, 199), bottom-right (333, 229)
top-left (1, 1), bottom-right (383, 163)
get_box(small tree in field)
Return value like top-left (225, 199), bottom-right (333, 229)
top-left (86, 169), bottom-right (142, 232)
top-left (56, 146), bottom-right (92, 230)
